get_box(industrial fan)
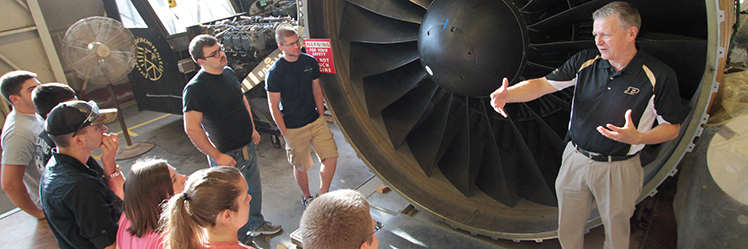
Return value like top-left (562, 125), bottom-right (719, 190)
top-left (306, 0), bottom-right (726, 241)
top-left (61, 16), bottom-right (154, 160)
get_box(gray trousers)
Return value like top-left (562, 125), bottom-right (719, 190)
top-left (556, 142), bottom-right (643, 249)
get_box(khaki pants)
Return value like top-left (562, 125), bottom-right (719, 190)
top-left (556, 142), bottom-right (643, 249)
top-left (283, 116), bottom-right (338, 171)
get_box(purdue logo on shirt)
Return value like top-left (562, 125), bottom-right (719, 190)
top-left (624, 86), bottom-right (640, 95)
top-left (304, 66), bottom-right (313, 73)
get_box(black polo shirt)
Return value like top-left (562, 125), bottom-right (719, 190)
top-left (183, 67), bottom-right (254, 152)
top-left (545, 49), bottom-right (688, 156)
top-left (40, 152), bottom-right (122, 249)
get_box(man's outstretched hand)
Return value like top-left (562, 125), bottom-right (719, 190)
top-left (490, 77), bottom-right (509, 118)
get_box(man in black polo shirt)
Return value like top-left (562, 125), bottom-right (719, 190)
top-left (40, 100), bottom-right (124, 249)
top-left (490, 2), bottom-right (687, 248)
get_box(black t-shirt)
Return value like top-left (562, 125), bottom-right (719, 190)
top-left (183, 67), bottom-right (254, 152)
top-left (41, 153), bottom-right (122, 249)
top-left (265, 53), bottom-right (322, 129)
top-left (34, 129), bottom-right (54, 172)
top-left (545, 49), bottom-right (688, 156)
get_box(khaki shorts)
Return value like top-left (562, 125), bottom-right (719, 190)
top-left (283, 116), bottom-right (338, 171)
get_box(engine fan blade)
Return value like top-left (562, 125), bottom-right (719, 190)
top-left (382, 79), bottom-right (438, 148)
top-left (407, 92), bottom-right (451, 176)
top-left (521, 0), bottom-right (556, 12)
top-left (489, 104), bottom-right (557, 206)
top-left (438, 96), bottom-right (474, 196)
top-left (528, 0), bottom-right (607, 31)
top-left (347, 0), bottom-right (426, 24)
top-left (409, 0), bottom-right (433, 10)
top-left (340, 2), bottom-right (420, 44)
top-left (531, 40), bottom-right (596, 52)
top-left (350, 41), bottom-right (419, 79)
top-left (364, 61), bottom-right (426, 116)
top-left (475, 102), bottom-right (520, 207)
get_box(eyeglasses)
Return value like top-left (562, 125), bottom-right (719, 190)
top-left (204, 45), bottom-right (225, 59)
top-left (372, 220), bottom-right (383, 234)
top-left (71, 101), bottom-right (100, 137)
top-left (281, 39), bottom-right (302, 47)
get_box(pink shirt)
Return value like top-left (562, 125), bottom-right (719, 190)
top-left (116, 213), bottom-right (164, 249)
top-left (205, 241), bottom-right (254, 249)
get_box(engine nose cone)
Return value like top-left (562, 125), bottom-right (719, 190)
top-left (418, 0), bottom-right (527, 98)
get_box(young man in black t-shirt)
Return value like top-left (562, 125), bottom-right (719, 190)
top-left (266, 27), bottom-right (338, 207)
top-left (32, 83), bottom-right (77, 172)
top-left (183, 34), bottom-right (281, 245)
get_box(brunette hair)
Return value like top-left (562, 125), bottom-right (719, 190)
top-left (160, 166), bottom-right (244, 249)
top-left (32, 83), bottom-right (76, 119)
top-left (188, 34), bottom-right (218, 63)
top-left (1, 70), bottom-right (37, 103)
top-left (300, 189), bottom-right (374, 249)
top-left (123, 158), bottom-right (174, 237)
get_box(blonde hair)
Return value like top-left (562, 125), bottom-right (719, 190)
top-left (275, 25), bottom-right (298, 45)
top-left (300, 189), bottom-right (373, 249)
top-left (159, 166), bottom-right (244, 249)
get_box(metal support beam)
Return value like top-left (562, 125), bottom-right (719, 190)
top-left (14, 0), bottom-right (29, 12)
top-left (0, 52), bottom-right (22, 70)
top-left (26, 0), bottom-right (67, 84)
top-left (0, 26), bottom-right (37, 38)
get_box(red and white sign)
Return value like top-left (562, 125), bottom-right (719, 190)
top-left (305, 39), bottom-right (336, 74)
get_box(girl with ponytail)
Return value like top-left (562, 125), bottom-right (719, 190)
top-left (160, 166), bottom-right (255, 249)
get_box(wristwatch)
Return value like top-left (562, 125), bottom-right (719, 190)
top-left (105, 165), bottom-right (122, 180)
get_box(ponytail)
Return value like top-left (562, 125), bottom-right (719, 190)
top-left (159, 166), bottom-right (244, 249)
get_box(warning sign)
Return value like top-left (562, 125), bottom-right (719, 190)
top-left (305, 39), bottom-right (336, 74)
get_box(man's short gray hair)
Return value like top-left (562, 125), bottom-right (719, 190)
top-left (593, 1), bottom-right (641, 31)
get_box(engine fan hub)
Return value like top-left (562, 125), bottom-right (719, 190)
top-left (418, 0), bottom-right (527, 97)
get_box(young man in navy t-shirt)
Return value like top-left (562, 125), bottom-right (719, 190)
top-left (266, 27), bottom-right (339, 207)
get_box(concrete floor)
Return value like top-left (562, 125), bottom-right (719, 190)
top-left (0, 101), bottom-right (678, 249)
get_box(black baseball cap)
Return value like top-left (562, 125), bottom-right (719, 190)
top-left (45, 100), bottom-right (117, 136)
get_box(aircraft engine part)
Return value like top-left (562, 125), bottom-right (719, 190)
top-left (305, 0), bottom-right (728, 241)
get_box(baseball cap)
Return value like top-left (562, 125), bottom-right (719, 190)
top-left (45, 100), bottom-right (118, 136)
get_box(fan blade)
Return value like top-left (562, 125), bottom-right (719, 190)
top-left (347, 0), bottom-right (426, 24)
top-left (407, 92), bottom-right (451, 176)
top-left (475, 102), bottom-right (520, 207)
top-left (438, 96), bottom-right (473, 195)
top-left (493, 104), bottom-right (558, 206)
top-left (364, 61), bottom-right (426, 116)
top-left (531, 40), bottom-right (595, 52)
top-left (528, 0), bottom-right (607, 31)
top-left (526, 61), bottom-right (558, 71)
top-left (515, 103), bottom-right (565, 202)
top-left (69, 53), bottom-right (98, 69)
top-left (382, 79), bottom-right (438, 148)
top-left (409, 0), bottom-right (432, 10)
top-left (339, 2), bottom-right (419, 44)
top-left (521, 0), bottom-right (555, 12)
top-left (350, 41), bottom-right (419, 79)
